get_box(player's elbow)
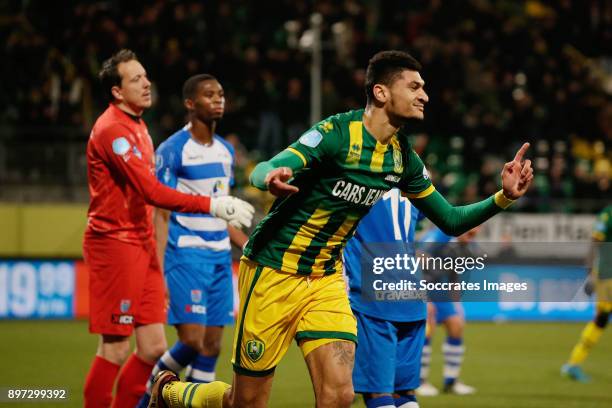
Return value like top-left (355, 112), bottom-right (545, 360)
top-left (141, 183), bottom-right (165, 207)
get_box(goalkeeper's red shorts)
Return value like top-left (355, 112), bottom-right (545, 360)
top-left (83, 233), bottom-right (166, 336)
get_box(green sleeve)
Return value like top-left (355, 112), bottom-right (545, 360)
top-left (397, 148), bottom-right (434, 197)
top-left (249, 149), bottom-right (306, 190)
top-left (412, 190), bottom-right (505, 236)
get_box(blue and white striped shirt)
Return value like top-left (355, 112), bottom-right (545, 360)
top-left (155, 124), bottom-right (235, 267)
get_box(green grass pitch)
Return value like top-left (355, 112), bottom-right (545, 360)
top-left (0, 321), bottom-right (610, 407)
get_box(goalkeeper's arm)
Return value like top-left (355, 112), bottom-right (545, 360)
top-left (412, 190), bottom-right (514, 236)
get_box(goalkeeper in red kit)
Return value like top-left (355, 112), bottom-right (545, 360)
top-left (82, 49), bottom-right (254, 408)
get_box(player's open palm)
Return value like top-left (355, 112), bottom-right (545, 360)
top-left (501, 142), bottom-right (533, 200)
top-left (265, 167), bottom-right (299, 197)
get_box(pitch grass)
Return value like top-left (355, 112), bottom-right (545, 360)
top-left (0, 321), bottom-right (610, 407)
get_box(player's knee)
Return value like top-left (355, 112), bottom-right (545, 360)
top-left (594, 311), bottom-right (610, 328)
top-left (180, 334), bottom-right (205, 353)
top-left (202, 336), bottom-right (222, 356)
top-left (138, 339), bottom-right (168, 362)
top-left (339, 387), bottom-right (355, 407)
top-left (446, 316), bottom-right (464, 337)
top-left (232, 389), bottom-right (264, 408)
top-left (318, 383), bottom-right (354, 408)
top-left (100, 336), bottom-right (131, 365)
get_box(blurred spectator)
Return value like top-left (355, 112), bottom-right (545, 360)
top-left (1, 0), bottom-right (610, 210)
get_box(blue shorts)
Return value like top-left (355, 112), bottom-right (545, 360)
top-left (166, 262), bottom-right (234, 326)
top-left (434, 302), bottom-right (463, 323)
top-left (353, 310), bottom-right (426, 393)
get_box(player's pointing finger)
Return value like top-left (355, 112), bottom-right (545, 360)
top-left (513, 142), bottom-right (530, 162)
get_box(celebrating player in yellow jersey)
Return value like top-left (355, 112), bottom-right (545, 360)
top-left (149, 50), bottom-right (533, 408)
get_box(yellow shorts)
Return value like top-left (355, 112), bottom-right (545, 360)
top-left (232, 257), bottom-right (357, 376)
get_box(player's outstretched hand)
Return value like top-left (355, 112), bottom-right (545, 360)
top-left (501, 142), bottom-right (533, 200)
top-left (210, 196), bottom-right (255, 229)
top-left (265, 167), bottom-right (299, 197)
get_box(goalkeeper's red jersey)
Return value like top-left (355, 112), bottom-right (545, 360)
top-left (85, 103), bottom-right (211, 244)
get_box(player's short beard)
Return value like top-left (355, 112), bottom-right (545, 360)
top-left (387, 104), bottom-right (411, 127)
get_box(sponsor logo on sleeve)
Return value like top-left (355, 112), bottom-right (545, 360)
top-left (112, 137), bottom-right (131, 155)
top-left (299, 130), bottom-right (323, 148)
top-left (422, 166), bottom-right (430, 180)
top-left (320, 121), bottom-right (334, 133)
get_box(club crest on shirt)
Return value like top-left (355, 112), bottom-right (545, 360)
top-left (246, 339), bottom-right (265, 362)
top-left (120, 299), bottom-right (131, 313)
top-left (347, 142), bottom-right (362, 164)
top-left (155, 154), bottom-right (164, 172)
top-left (393, 149), bottom-right (403, 173)
top-left (112, 137), bottom-right (131, 155)
top-left (190, 289), bottom-right (202, 303)
top-left (299, 130), bottom-right (323, 148)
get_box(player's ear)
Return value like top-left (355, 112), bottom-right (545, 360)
top-left (111, 85), bottom-right (123, 102)
top-left (373, 84), bottom-right (388, 103)
top-left (184, 98), bottom-right (194, 110)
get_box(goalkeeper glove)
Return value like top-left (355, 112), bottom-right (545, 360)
top-left (210, 196), bottom-right (255, 229)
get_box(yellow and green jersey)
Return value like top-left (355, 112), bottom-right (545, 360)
top-left (593, 205), bottom-right (612, 279)
top-left (244, 109), bottom-right (434, 276)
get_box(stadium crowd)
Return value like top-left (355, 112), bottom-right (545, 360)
top-left (1, 0), bottom-right (610, 211)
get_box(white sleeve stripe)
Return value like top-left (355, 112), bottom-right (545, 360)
top-left (177, 236), bottom-right (231, 250)
top-left (176, 215), bottom-right (228, 231)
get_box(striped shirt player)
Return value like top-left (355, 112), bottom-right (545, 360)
top-left (343, 189), bottom-right (426, 407)
top-left (155, 123), bottom-right (236, 355)
top-left (235, 108), bottom-right (513, 377)
top-left (149, 51), bottom-right (533, 408)
top-left (244, 110), bottom-right (432, 277)
top-left (157, 124), bottom-right (236, 268)
top-left (136, 74), bottom-right (253, 408)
